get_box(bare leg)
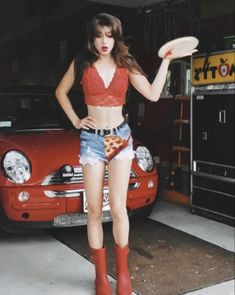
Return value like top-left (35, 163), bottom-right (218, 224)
top-left (82, 161), bottom-right (105, 249)
top-left (108, 159), bottom-right (132, 247)
top-left (108, 158), bottom-right (132, 294)
top-left (83, 162), bottom-right (113, 294)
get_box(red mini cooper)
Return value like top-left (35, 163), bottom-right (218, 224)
top-left (0, 86), bottom-right (158, 231)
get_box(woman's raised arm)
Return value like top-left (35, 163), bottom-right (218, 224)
top-left (129, 58), bottom-right (171, 102)
top-left (129, 48), bottom-right (197, 102)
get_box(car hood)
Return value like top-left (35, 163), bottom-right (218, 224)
top-left (0, 129), bottom-right (81, 185)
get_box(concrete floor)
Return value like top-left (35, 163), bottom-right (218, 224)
top-left (0, 200), bottom-right (234, 295)
top-left (149, 200), bottom-right (234, 253)
top-left (149, 200), bottom-right (235, 295)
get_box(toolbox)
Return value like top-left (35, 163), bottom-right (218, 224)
top-left (190, 50), bottom-right (235, 226)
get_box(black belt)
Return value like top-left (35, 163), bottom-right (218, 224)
top-left (84, 121), bottom-right (126, 136)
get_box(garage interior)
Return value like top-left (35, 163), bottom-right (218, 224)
top-left (0, 0), bottom-right (234, 295)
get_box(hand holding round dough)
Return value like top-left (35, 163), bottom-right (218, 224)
top-left (158, 36), bottom-right (199, 59)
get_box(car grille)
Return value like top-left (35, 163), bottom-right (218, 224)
top-left (53, 211), bottom-right (112, 226)
top-left (42, 166), bottom-right (136, 186)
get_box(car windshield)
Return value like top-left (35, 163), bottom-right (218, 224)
top-left (0, 93), bottom-right (67, 130)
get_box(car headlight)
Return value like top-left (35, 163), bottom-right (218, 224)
top-left (135, 146), bottom-right (154, 172)
top-left (2, 150), bottom-right (31, 183)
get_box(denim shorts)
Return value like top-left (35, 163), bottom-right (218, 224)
top-left (79, 122), bottom-right (135, 166)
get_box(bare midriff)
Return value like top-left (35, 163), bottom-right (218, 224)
top-left (87, 105), bottom-right (124, 129)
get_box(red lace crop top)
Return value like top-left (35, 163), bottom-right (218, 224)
top-left (81, 65), bottom-right (129, 106)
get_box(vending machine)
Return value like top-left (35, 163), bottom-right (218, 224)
top-left (191, 50), bottom-right (235, 226)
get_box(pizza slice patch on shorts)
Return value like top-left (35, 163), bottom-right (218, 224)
top-left (104, 135), bottom-right (129, 161)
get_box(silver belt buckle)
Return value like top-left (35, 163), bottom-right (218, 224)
top-left (99, 129), bottom-right (104, 136)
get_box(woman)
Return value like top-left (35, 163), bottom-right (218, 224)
top-left (55, 13), bottom-right (195, 295)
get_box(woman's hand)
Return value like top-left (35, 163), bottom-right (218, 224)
top-left (164, 49), bottom-right (198, 60)
top-left (73, 116), bottom-right (96, 130)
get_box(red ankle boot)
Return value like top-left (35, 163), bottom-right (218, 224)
top-left (91, 247), bottom-right (113, 295)
top-left (115, 244), bottom-right (132, 295)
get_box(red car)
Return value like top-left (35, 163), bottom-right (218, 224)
top-left (0, 86), bottom-right (158, 231)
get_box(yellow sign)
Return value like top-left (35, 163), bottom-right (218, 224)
top-left (192, 51), bottom-right (235, 85)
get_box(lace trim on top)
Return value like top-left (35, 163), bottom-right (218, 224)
top-left (81, 66), bottom-right (129, 107)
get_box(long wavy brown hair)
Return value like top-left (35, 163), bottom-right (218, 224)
top-left (74, 13), bottom-right (145, 83)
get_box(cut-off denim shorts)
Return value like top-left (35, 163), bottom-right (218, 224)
top-left (79, 122), bottom-right (135, 166)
